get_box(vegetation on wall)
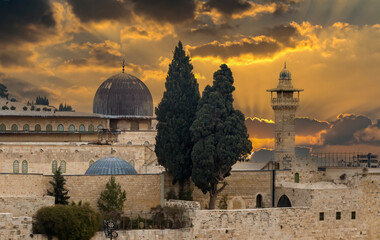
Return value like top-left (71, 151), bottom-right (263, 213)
top-left (190, 64), bottom-right (252, 209)
top-left (97, 176), bottom-right (126, 221)
top-left (35, 96), bottom-right (49, 105)
top-left (34, 204), bottom-right (100, 240)
top-left (155, 41), bottom-right (200, 199)
top-left (47, 168), bottom-right (70, 205)
top-left (59, 103), bottom-right (73, 111)
top-left (0, 84), bottom-right (8, 99)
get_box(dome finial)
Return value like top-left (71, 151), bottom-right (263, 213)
top-left (122, 59), bottom-right (125, 73)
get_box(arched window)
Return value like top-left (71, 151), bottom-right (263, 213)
top-left (46, 124), bottom-right (52, 132)
top-left (0, 123), bottom-right (6, 131)
top-left (256, 194), bottom-right (263, 208)
top-left (127, 141), bottom-right (132, 146)
top-left (52, 160), bottom-right (57, 173)
top-left (11, 124), bottom-right (18, 132)
top-left (69, 125), bottom-right (75, 132)
top-left (79, 124), bottom-right (85, 132)
top-left (97, 125), bottom-right (103, 131)
top-left (89, 160), bottom-right (94, 166)
top-left (57, 124), bottom-right (64, 132)
top-left (144, 141), bottom-right (150, 145)
top-left (277, 195), bottom-right (292, 208)
top-left (88, 124), bottom-right (94, 132)
top-left (35, 124), bottom-right (41, 132)
top-left (60, 160), bottom-right (66, 173)
top-left (13, 160), bottom-right (19, 173)
top-left (23, 124), bottom-right (29, 131)
top-left (129, 160), bottom-right (135, 167)
top-left (130, 121), bottom-right (139, 130)
top-left (22, 160), bottom-right (28, 173)
top-left (295, 173), bottom-right (299, 183)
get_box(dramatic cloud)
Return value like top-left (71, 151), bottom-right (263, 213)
top-left (0, 0), bottom-right (56, 44)
top-left (322, 114), bottom-right (372, 146)
top-left (67, 0), bottom-right (131, 23)
top-left (250, 146), bottom-right (310, 162)
top-left (204, 0), bottom-right (251, 16)
top-left (132, 0), bottom-right (196, 23)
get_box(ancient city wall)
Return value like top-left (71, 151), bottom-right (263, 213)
top-left (0, 213), bottom-right (33, 239)
top-left (165, 170), bottom-right (273, 209)
top-left (0, 197), bottom-right (54, 217)
top-left (0, 143), bottom-right (156, 175)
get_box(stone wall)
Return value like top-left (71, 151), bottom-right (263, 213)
top-left (0, 213), bottom-right (33, 239)
top-left (164, 170), bottom-right (273, 209)
top-left (0, 143), bottom-right (158, 175)
top-left (0, 197), bottom-right (54, 217)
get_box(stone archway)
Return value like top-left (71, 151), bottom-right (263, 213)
top-left (277, 195), bottom-right (292, 207)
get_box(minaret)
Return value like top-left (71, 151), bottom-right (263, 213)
top-left (267, 63), bottom-right (303, 169)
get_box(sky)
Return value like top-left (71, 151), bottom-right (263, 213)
top-left (0, 0), bottom-right (379, 155)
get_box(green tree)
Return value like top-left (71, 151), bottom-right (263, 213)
top-left (0, 83), bottom-right (8, 99)
top-left (155, 41), bottom-right (200, 197)
top-left (190, 64), bottom-right (252, 209)
top-left (97, 176), bottom-right (126, 220)
top-left (47, 167), bottom-right (70, 205)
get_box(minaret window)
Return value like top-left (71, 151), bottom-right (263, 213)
top-left (0, 124), bottom-right (6, 131)
top-left (46, 124), bottom-right (52, 132)
top-left (22, 160), bottom-right (28, 173)
top-left (52, 160), bottom-right (57, 173)
top-left (11, 124), bottom-right (18, 132)
top-left (35, 124), bottom-right (41, 132)
top-left (57, 124), bottom-right (64, 132)
top-left (23, 124), bottom-right (29, 131)
top-left (13, 160), bottom-right (19, 173)
top-left (88, 124), bottom-right (94, 132)
top-left (69, 124), bottom-right (75, 132)
top-left (79, 124), bottom-right (85, 132)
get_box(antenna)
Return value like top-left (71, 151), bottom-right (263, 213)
top-left (284, 61), bottom-right (287, 69)
top-left (122, 59), bottom-right (125, 73)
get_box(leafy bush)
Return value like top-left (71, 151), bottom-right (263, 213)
top-left (34, 204), bottom-right (100, 240)
top-left (166, 188), bottom-right (177, 200)
top-left (218, 194), bottom-right (228, 209)
top-left (23, 106), bottom-right (27, 111)
top-left (30, 106), bottom-right (35, 111)
top-left (10, 106), bottom-right (15, 110)
top-left (2, 105), bottom-right (8, 110)
top-left (10, 98), bottom-right (16, 102)
top-left (36, 108), bottom-right (41, 111)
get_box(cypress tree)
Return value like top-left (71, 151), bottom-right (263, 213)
top-left (190, 64), bottom-right (252, 209)
top-left (155, 41), bottom-right (200, 197)
top-left (47, 167), bottom-right (70, 205)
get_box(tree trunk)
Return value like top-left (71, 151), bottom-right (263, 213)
top-left (208, 185), bottom-right (218, 209)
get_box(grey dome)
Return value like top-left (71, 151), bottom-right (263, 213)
top-left (85, 157), bottom-right (137, 175)
top-left (93, 73), bottom-right (153, 116)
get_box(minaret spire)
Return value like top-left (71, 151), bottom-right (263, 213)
top-left (122, 59), bottom-right (125, 73)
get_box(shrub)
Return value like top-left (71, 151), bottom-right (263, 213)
top-left (31, 106), bottom-right (35, 111)
top-left (2, 106), bottom-right (8, 110)
top-left (34, 204), bottom-right (100, 240)
top-left (36, 108), bottom-right (41, 111)
top-left (10, 98), bottom-right (16, 102)
top-left (166, 188), bottom-right (177, 200)
top-left (10, 106), bottom-right (15, 110)
top-left (218, 194), bottom-right (228, 209)
top-left (23, 106), bottom-right (27, 111)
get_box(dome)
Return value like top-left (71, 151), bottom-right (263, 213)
top-left (93, 72), bottom-right (153, 116)
top-left (85, 157), bottom-right (137, 175)
top-left (279, 63), bottom-right (291, 80)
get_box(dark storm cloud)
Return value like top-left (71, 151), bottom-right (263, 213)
top-left (245, 117), bottom-right (330, 139)
top-left (204, 0), bottom-right (251, 15)
top-left (0, 76), bottom-right (58, 103)
top-left (179, 23), bottom-right (235, 44)
top-left (265, 24), bottom-right (298, 47)
top-left (67, 0), bottom-right (132, 22)
top-left (261, 0), bottom-right (300, 15)
top-left (0, 0), bottom-right (55, 44)
top-left (189, 24), bottom-right (300, 59)
top-left (250, 147), bottom-right (310, 162)
top-left (190, 39), bottom-right (280, 59)
top-left (0, 49), bottom-right (34, 67)
top-left (321, 114), bottom-right (372, 145)
top-left (132, 0), bottom-right (196, 23)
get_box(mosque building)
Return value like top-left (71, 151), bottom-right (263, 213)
top-left (0, 67), bottom-right (161, 175)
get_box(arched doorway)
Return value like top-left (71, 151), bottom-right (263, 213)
top-left (277, 195), bottom-right (292, 207)
top-left (256, 194), bottom-right (263, 208)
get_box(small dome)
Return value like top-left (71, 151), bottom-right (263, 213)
top-left (85, 157), bottom-right (137, 175)
top-left (279, 63), bottom-right (291, 80)
top-left (93, 72), bottom-right (153, 116)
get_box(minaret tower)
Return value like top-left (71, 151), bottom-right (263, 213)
top-left (267, 63), bottom-right (303, 169)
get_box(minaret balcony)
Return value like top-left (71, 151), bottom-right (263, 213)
top-left (271, 98), bottom-right (299, 106)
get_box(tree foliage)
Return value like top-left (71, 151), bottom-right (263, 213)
top-left (97, 176), bottom-right (126, 220)
top-left (35, 96), bottom-right (49, 105)
top-left (0, 83), bottom-right (8, 99)
top-left (34, 204), bottom-right (100, 240)
top-left (155, 41), bottom-right (200, 192)
top-left (59, 103), bottom-right (73, 111)
top-left (47, 167), bottom-right (70, 205)
top-left (190, 64), bottom-right (252, 209)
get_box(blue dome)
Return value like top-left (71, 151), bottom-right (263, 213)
top-left (85, 157), bottom-right (137, 175)
top-left (279, 63), bottom-right (291, 80)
